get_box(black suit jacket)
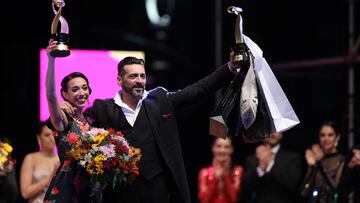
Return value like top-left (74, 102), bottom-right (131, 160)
top-left (241, 147), bottom-right (303, 203)
top-left (0, 170), bottom-right (18, 203)
top-left (85, 64), bottom-right (234, 203)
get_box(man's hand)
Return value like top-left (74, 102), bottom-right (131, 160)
top-left (256, 145), bottom-right (273, 171)
top-left (311, 144), bottom-right (324, 161)
top-left (60, 101), bottom-right (77, 115)
top-left (228, 51), bottom-right (241, 72)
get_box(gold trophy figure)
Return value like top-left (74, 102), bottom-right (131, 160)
top-left (227, 6), bottom-right (249, 67)
top-left (50, 0), bottom-right (70, 57)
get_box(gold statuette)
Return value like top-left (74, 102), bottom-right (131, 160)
top-left (50, 0), bottom-right (70, 57)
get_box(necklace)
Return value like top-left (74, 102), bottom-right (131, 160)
top-left (69, 114), bottom-right (87, 126)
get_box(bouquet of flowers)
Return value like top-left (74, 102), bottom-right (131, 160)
top-left (0, 140), bottom-right (15, 176)
top-left (66, 128), bottom-right (141, 194)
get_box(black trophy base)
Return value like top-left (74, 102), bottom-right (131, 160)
top-left (231, 43), bottom-right (250, 67)
top-left (50, 33), bottom-right (70, 57)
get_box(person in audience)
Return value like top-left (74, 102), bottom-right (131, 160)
top-left (20, 121), bottom-right (60, 203)
top-left (347, 148), bottom-right (360, 203)
top-left (198, 137), bottom-right (244, 203)
top-left (301, 120), bottom-right (348, 203)
top-left (242, 132), bottom-right (303, 203)
top-left (0, 139), bottom-right (18, 203)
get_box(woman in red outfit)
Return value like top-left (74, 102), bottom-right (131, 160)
top-left (198, 137), bottom-right (244, 203)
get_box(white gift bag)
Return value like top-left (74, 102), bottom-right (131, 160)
top-left (244, 35), bottom-right (300, 133)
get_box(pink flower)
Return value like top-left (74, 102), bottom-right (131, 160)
top-left (80, 125), bottom-right (89, 133)
top-left (99, 144), bottom-right (116, 158)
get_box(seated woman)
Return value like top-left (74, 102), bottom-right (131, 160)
top-left (198, 137), bottom-right (244, 203)
top-left (20, 121), bottom-right (60, 203)
top-left (301, 120), bottom-right (347, 203)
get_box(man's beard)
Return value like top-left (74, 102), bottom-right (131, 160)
top-left (123, 83), bottom-right (144, 99)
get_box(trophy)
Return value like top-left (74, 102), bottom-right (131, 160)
top-left (209, 6), bottom-right (253, 139)
top-left (50, 0), bottom-right (70, 57)
top-left (227, 6), bottom-right (250, 67)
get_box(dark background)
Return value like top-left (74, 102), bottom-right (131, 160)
top-left (1, 0), bottom-right (359, 202)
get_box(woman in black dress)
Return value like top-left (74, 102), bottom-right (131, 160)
top-left (301, 121), bottom-right (347, 203)
top-left (43, 39), bottom-right (95, 203)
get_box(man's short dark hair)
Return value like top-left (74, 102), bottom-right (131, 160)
top-left (117, 56), bottom-right (145, 76)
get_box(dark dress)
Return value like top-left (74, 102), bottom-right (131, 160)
top-left (43, 118), bottom-right (93, 203)
top-left (301, 153), bottom-right (347, 203)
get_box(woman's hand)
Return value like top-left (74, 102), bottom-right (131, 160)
top-left (213, 157), bottom-right (231, 179)
top-left (305, 149), bottom-right (316, 166)
top-left (349, 149), bottom-right (360, 169)
top-left (46, 39), bottom-right (57, 59)
top-left (311, 144), bottom-right (324, 161)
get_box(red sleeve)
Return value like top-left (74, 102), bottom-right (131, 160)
top-left (223, 166), bottom-right (244, 202)
top-left (198, 167), bottom-right (217, 203)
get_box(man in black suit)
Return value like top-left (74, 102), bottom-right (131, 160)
top-left (83, 56), bottom-right (238, 203)
top-left (241, 132), bottom-right (303, 203)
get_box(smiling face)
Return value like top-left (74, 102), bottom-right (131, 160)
top-left (212, 138), bottom-right (234, 163)
top-left (62, 77), bottom-right (90, 109)
top-left (117, 64), bottom-right (146, 100)
top-left (319, 125), bottom-right (339, 154)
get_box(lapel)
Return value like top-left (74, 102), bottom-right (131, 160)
top-left (108, 101), bottom-right (130, 130)
top-left (273, 147), bottom-right (285, 171)
top-left (142, 96), bottom-right (162, 139)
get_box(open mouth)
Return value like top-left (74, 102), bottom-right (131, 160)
top-left (76, 98), bottom-right (88, 104)
top-left (133, 87), bottom-right (144, 93)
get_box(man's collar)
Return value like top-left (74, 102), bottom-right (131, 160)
top-left (272, 144), bottom-right (281, 154)
top-left (114, 90), bottom-right (148, 109)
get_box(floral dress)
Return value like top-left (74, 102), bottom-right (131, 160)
top-left (43, 118), bottom-right (93, 203)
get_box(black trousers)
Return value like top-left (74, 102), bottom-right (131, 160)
top-left (102, 172), bottom-right (182, 203)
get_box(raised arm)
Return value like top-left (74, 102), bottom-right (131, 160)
top-left (166, 52), bottom-right (239, 110)
top-left (46, 39), bottom-right (68, 131)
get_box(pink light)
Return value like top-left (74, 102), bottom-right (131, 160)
top-left (39, 49), bottom-right (144, 121)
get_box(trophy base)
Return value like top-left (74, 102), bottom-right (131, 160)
top-left (50, 43), bottom-right (70, 57)
top-left (50, 33), bottom-right (70, 57)
top-left (232, 43), bottom-right (250, 66)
